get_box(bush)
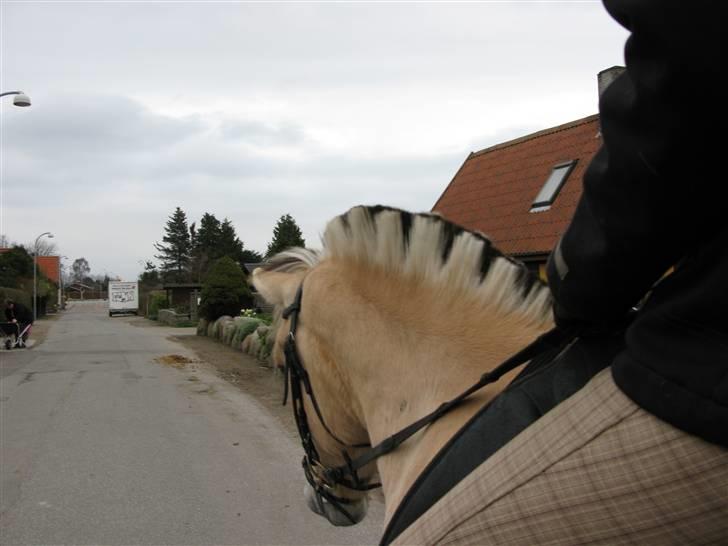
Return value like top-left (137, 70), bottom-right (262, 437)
top-left (0, 247), bottom-right (33, 288)
top-left (147, 292), bottom-right (169, 320)
top-left (240, 308), bottom-right (273, 325)
top-left (0, 287), bottom-right (32, 308)
top-left (199, 257), bottom-right (252, 321)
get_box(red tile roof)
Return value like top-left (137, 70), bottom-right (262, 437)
top-left (37, 256), bottom-right (61, 284)
top-left (433, 114), bottom-right (601, 257)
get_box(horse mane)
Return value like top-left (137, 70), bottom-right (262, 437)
top-left (260, 206), bottom-right (553, 328)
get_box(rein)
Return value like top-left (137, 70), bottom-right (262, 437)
top-left (282, 282), bottom-right (573, 523)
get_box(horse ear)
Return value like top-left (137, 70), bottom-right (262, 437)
top-left (251, 269), bottom-right (305, 309)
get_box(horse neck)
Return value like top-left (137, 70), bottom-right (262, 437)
top-left (306, 262), bottom-right (548, 522)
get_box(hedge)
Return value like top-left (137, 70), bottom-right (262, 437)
top-left (0, 287), bottom-right (32, 309)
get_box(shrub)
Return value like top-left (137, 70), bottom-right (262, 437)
top-left (147, 292), bottom-right (169, 320)
top-left (0, 287), bottom-right (32, 308)
top-left (199, 257), bottom-right (252, 321)
top-left (0, 247), bottom-right (33, 288)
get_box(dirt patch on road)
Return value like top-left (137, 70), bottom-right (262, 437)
top-left (154, 354), bottom-right (200, 368)
top-left (170, 333), bottom-right (297, 437)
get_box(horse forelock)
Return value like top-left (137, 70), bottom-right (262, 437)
top-left (322, 205), bottom-right (554, 328)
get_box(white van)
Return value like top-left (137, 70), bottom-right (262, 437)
top-left (108, 281), bottom-right (139, 317)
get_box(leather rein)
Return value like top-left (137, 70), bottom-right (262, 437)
top-left (281, 282), bottom-right (571, 524)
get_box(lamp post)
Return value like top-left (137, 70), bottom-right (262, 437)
top-left (59, 256), bottom-right (69, 309)
top-left (33, 232), bottom-right (54, 321)
top-left (0, 91), bottom-right (31, 107)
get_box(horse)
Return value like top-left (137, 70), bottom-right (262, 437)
top-left (251, 205), bottom-right (554, 536)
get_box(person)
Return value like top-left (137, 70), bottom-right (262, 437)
top-left (4, 299), bottom-right (33, 348)
top-left (391, 1), bottom-right (727, 543)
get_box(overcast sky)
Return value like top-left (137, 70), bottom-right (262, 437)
top-left (1, 1), bottom-right (627, 282)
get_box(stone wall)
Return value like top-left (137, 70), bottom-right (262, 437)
top-left (197, 315), bottom-right (275, 366)
top-left (158, 309), bottom-right (193, 326)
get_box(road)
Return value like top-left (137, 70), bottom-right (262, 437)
top-left (0, 301), bottom-right (383, 545)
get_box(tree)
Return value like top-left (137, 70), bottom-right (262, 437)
top-left (190, 213), bottom-right (261, 279)
top-left (218, 219), bottom-right (246, 263)
top-left (190, 213), bottom-right (221, 282)
top-left (28, 238), bottom-right (58, 257)
top-left (0, 246), bottom-right (34, 288)
top-left (241, 248), bottom-right (263, 263)
top-left (71, 258), bottom-right (91, 283)
top-left (265, 214), bottom-right (305, 258)
top-left (138, 260), bottom-right (160, 287)
top-left (198, 257), bottom-right (252, 320)
top-left (154, 207), bottom-right (192, 283)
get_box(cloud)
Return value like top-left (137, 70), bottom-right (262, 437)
top-left (218, 120), bottom-right (307, 147)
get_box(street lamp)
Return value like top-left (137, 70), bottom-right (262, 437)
top-left (33, 232), bottom-right (54, 321)
top-left (0, 91), bottom-right (32, 107)
top-left (59, 256), bottom-right (69, 309)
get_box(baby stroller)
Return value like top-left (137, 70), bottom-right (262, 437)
top-left (1, 322), bottom-right (32, 350)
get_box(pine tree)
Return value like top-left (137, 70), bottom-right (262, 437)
top-left (154, 207), bottom-right (192, 283)
top-left (218, 219), bottom-right (245, 263)
top-left (191, 213), bottom-right (222, 281)
top-left (265, 214), bottom-right (305, 258)
top-left (240, 248), bottom-right (263, 264)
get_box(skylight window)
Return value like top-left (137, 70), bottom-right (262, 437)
top-left (530, 160), bottom-right (577, 212)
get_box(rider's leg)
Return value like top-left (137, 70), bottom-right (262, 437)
top-left (393, 368), bottom-right (728, 545)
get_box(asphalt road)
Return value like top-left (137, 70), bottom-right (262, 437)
top-left (0, 301), bottom-right (383, 545)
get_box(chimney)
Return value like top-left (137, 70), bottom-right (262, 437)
top-left (598, 65), bottom-right (626, 97)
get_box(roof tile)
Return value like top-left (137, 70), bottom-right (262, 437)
top-left (433, 115), bottom-right (600, 256)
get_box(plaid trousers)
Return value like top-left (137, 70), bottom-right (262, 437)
top-left (392, 368), bottom-right (728, 545)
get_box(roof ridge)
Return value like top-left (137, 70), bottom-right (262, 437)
top-left (470, 113), bottom-right (600, 159)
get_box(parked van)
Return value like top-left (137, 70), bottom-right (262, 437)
top-left (108, 281), bottom-right (139, 317)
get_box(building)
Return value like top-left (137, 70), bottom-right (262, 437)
top-left (432, 67), bottom-right (623, 279)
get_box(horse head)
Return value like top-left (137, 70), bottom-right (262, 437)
top-left (252, 206), bottom-right (553, 528)
top-left (253, 251), bottom-right (377, 526)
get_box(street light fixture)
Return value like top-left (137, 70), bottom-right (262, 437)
top-left (0, 90), bottom-right (32, 107)
top-left (59, 255), bottom-right (69, 309)
top-left (33, 232), bottom-right (54, 321)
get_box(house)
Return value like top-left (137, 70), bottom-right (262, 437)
top-left (432, 67), bottom-right (623, 279)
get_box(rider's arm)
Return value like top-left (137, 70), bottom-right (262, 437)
top-left (547, 0), bottom-right (728, 331)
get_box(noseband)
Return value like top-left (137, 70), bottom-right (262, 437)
top-left (281, 282), bottom-right (571, 524)
top-left (282, 284), bottom-right (378, 524)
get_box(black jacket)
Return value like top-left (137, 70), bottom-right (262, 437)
top-left (5, 302), bottom-right (33, 325)
top-left (547, 0), bottom-right (728, 447)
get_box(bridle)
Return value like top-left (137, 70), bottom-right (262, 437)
top-left (281, 281), bottom-right (571, 524)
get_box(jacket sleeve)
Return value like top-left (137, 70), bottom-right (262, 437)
top-left (547, 0), bottom-right (728, 327)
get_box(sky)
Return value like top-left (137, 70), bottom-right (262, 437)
top-left (0, 0), bottom-right (628, 282)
